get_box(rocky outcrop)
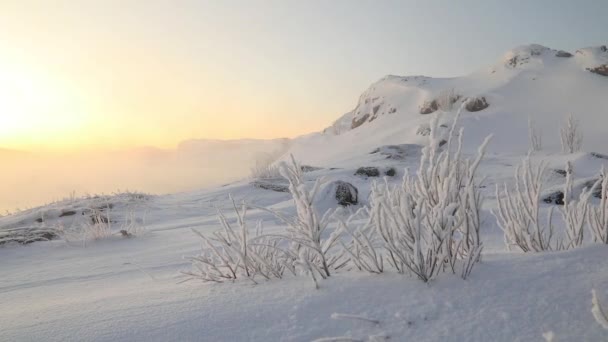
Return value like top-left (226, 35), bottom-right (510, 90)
top-left (0, 227), bottom-right (58, 246)
top-left (385, 168), bottom-right (396, 177)
top-left (351, 114), bottom-right (370, 129)
top-left (370, 144), bottom-right (423, 160)
top-left (587, 65), bottom-right (608, 77)
top-left (354, 167), bottom-right (380, 177)
top-left (465, 97), bottom-right (489, 112)
top-left (251, 180), bottom-right (290, 193)
top-left (591, 152), bottom-right (608, 160)
top-left (300, 165), bottom-right (322, 172)
top-left (555, 50), bottom-right (573, 58)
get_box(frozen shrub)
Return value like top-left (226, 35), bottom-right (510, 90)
top-left (345, 103), bottom-right (491, 281)
top-left (271, 156), bottom-right (344, 283)
top-left (560, 114), bottom-right (583, 154)
top-left (588, 168), bottom-right (608, 244)
top-left (493, 158), bottom-right (559, 252)
top-left (528, 117), bottom-right (542, 152)
top-left (185, 196), bottom-right (294, 283)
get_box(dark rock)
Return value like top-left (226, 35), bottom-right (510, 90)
top-left (388, 107), bottom-right (397, 114)
top-left (300, 165), bottom-right (322, 172)
top-left (591, 152), bottom-right (608, 160)
top-left (587, 64), bottom-right (608, 77)
top-left (465, 97), bottom-right (489, 112)
top-left (351, 114), bottom-right (370, 129)
top-left (0, 227), bottom-right (58, 246)
top-left (555, 50), bottom-right (573, 58)
top-left (372, 105), bottom-right (381, 115)
top-left (355, 167), bottom-right (380, 177)
top-left (370, 144), bottom-right (422, 160)
top-left (59, 210), bottom-right (77, 217)
top-left (553, 169), bottom-right (567, 177)
top-left (251, 181), bottom-right (290, 193)
top-left (35, 218), bottom-right (43, 223)
top-left (543, 191), bottom-right (565, 205)
top-left (439, 140), bottom-right (448, 147)
top-left (385, 168), bottom-right (396, 177)
top-left (334, 181), bottom-right (358, 206)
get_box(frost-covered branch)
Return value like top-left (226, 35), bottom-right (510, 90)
top-left (588, 168), bottom-right (608, 244)
top-left (493, 157), bottom-right (559, 252)
top-left (560, 114), bottom-right (583, 154)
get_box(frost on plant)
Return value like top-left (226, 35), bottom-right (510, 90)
top-left (560, 113), bottom-right (583, 154)
top-left (592, 289), bottom-right (608, 330)
top-left (265, 156), bottom-right (344, 285)
top-left (588, 168), bottom-right (608, 244)
top-left (528, 116), bottom-right (542, 152)
top-left (493, 157), bottom-right (558, 252)
top-left (185, 196), bottom-right (294, 283)
top-left (346, 103), bottom-right (492, 282)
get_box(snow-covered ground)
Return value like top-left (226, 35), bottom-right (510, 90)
top-left (2, 44), bottom-right (608, 341)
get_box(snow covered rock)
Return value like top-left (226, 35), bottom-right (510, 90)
top-left (369, 144), bottom-right (422, 160)
top-left (555, 50), bottom-right (573, 58)
top-left (354, 167), bottom-right (380, 177)
top-left (465, 96), bottom-right (489, 112)
top-left (587, 64), bottom-right (608, 77)
top-left (419, 99), bottom-right (439, 114)
top-left (251, 180), bottom-right (290, 193)
top-left (333, 181), bottom-right (359, 206)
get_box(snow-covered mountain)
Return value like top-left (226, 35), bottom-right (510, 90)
top-left (286, 44), bottom-right (608, 166)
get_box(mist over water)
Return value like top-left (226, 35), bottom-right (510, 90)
top-left (0, 139), bottom-right (289, 213)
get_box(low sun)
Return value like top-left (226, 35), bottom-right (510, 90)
top-left (0, 63), bottom-right (86, 149)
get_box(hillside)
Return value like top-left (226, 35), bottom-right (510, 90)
top-left (286, 44), bottom-right (608, 167)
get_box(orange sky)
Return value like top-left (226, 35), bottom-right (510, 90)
top-left (0, 2), bottom-right (350, 152)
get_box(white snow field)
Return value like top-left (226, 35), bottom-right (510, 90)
top-left (2, 44), bottom-right (608, 341)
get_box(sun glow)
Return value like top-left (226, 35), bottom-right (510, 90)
top-left (0, 59), bottom-right (89, 150)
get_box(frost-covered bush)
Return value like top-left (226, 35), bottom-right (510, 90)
top-left (560, 162), bottom-right (598, 249)
top-left (493, 158), bottom-right (559, 252)
top-left (528, 117), bottom-right (542, 152)
top-left (560, 113), bottom-right (583, 154)
top-left (588, 168), bottom-right (608, 244)
top-left (264, 156), bottom-right (344, 287)
top-left (57, 206), bottom-right (146, 245)
top-left (343, 104), bottom-right (491, 282)
top-left (185, 197), bottom-right (294, 283)
top-left (494, 158), bottom-right (603, 252)
top-left (249, 142), bottom-right (290, 180)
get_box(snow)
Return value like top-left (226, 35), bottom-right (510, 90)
top-left (2, 44), bottom-right (608, 341)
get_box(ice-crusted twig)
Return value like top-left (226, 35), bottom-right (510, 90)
top-left (331, 313), bottom-right (380, 325)
top-left (592, 289), bottom-right (608, 330)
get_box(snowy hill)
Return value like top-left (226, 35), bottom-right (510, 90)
top-left (286, 44), bottom-right (608, 167)
top-left (2, 44), bottom-right (608, 341)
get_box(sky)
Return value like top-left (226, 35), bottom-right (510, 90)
top-left (0, 0), bottom-right (607, 152)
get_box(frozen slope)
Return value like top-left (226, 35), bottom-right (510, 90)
top-left (288, 45), bottom-right (608, 167)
